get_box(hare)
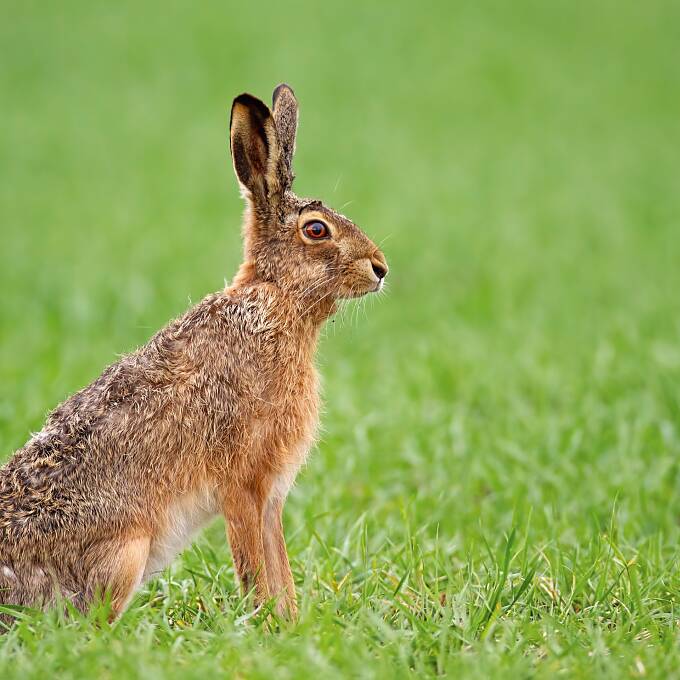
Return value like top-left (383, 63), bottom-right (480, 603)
top-left (0, 84), bottom-right (388, 626)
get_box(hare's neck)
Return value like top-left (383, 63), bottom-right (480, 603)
top-left (231, 262), bottom-right (337, 327)
top-left (293, 294), bottom-right (337, 326)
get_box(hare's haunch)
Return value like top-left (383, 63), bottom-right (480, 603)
top-left (0, 85), bottom-right (388, 626)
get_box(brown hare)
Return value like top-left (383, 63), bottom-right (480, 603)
top-left (0, 84), bottom-right (388, 626)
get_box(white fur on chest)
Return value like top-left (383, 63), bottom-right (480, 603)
top-left (144, 488), bottom-right (219, 581)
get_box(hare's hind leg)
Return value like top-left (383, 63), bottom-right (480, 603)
top-left (0, 565), bottom-right (37, 630)
top-left (262, 496), bottom-right (297, 619)
top-left (83, 535), bottom-right (150, 621)
top-left (0, 562), bottom-right (62, 629)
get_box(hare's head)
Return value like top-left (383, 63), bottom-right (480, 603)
top-left (229, 85), bottom-right (388, 307)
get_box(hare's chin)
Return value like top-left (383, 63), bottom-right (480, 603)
top-left (339, 280), bottom-right (382, 299)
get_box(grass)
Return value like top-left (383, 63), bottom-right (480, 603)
top-left (2, 0), bottom-right (680, 676)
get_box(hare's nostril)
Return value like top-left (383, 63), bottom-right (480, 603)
top-left (371, 260), bottom-right (388, 280)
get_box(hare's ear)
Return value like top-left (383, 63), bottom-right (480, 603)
top-left (230, 93), bottom-right (283, 214)
top-left (272, 83), bottom-right (299, 187)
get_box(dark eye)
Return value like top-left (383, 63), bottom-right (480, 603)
top-left (302, 220), bottom-right (330, 240)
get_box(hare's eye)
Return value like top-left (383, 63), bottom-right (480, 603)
top-left (303, 220), bottom-right (330, 240)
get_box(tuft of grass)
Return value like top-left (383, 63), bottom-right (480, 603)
top-left (2, 0), bottom-right (680, 677)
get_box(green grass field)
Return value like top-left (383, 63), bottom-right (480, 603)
top-left (2, 1), bottom-right (680, 677)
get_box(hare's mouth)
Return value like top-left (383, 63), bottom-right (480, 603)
top-left (339, 279), bottom-right (383, 299)
top-left (337, 257), bottom-right (388, 299)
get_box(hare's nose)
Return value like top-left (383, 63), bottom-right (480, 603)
top-left (370, 253), bottom-right (388, 280)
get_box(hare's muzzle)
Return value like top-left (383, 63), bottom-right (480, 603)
top-left (370, 251), bottom-right (388, 291)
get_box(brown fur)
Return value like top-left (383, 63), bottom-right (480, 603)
top-left (0, 84), bottom-right (387, 627)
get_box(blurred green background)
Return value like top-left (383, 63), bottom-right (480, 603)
top-left (2, 1), bottom-right (680, 677)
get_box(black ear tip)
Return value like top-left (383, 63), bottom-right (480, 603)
top-left (230, 93), bottom-right (271, 125)
top-left (232, 92), bottom-right (268, 109)
top-left (273, 83), bottom-right (295, 106)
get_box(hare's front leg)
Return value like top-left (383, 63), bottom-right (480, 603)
top-left (222, 487), bottom-right (270, 607)
top-left (263, 495), bottom-right (297, 619)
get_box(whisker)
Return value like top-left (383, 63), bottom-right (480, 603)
top-left (336, 298), bottom-right (351, 332)
top-left (292, 284), bottom-right (340, 325)
top-left (376, 233), bottom-right (394, 249)
top-left (294, 267), bottom-right (340, 300)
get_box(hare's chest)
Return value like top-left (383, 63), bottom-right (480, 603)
top-left (260, 351), bottom-right (320, 424)
top-left (252, 364), bottom-right (320, 479)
